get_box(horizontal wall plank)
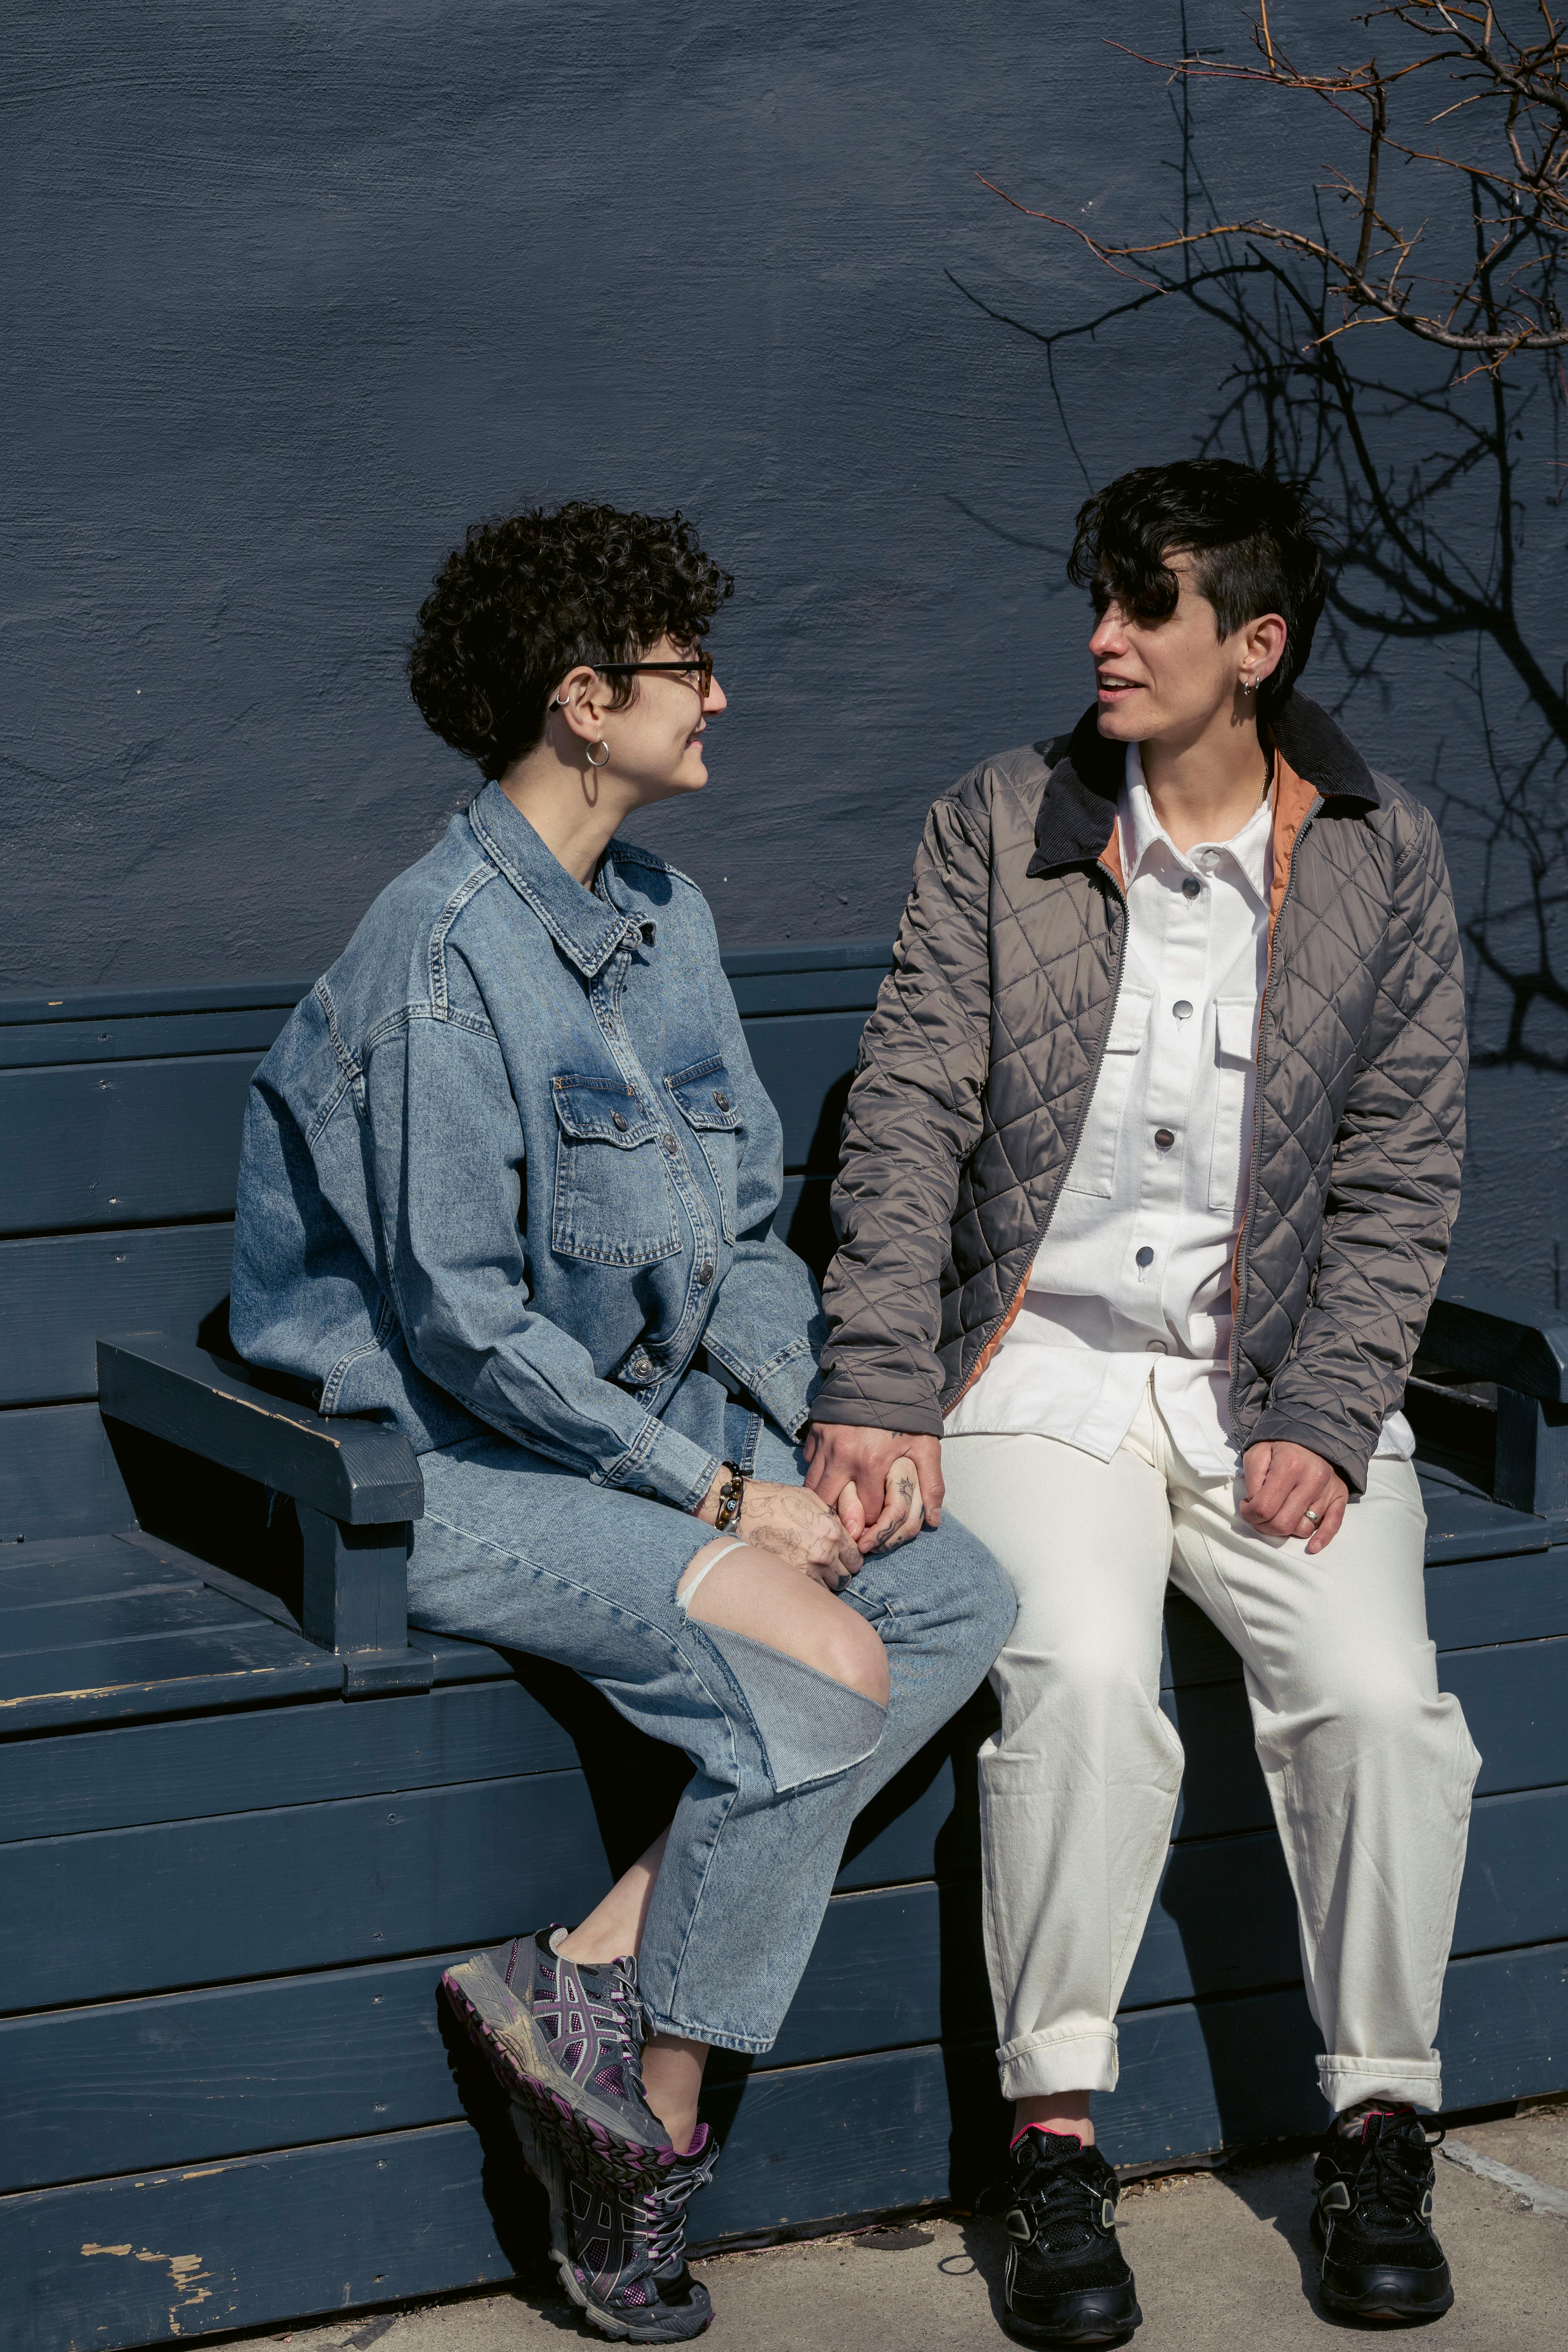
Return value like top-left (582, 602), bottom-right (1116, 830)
top-left (8, 1785), bottom-right (1557, 2196)
top-left (0, 1886), bottom-right (964, 2193)
top-left (0, 1773), bottom-right (611, 2013)
top-left (0, 1674), bottom-right (581, 1843)
top-left (0, 978), bottom-right (309, 1033)
top-left (731, 965), bottom-right (887, 1019)
top-left (1424, 1546), bottom-right (1568, 1646)
top-left (0, 2120), bottom-right (519, 2352)
top-left (5, 1938), bottom-right (1565, 2351)
top-left (743, 1011), bottom-right (866, 1172)
top-left (0, 1225), bottom-right (235, 1406)
top-left (0, 1056), bottom-right (258, 1236)
top-left (0, 1407), bottom-right (133, 1542)
top-left (0, 1010), bottom-right (292, 1072)
top-left (1446, 1637), bottom-right (1568, 1795)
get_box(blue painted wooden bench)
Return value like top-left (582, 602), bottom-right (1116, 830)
top-left (1, 946), bottom-right (1565, 2350)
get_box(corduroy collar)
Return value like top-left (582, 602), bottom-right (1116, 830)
top-left (1027, 691), bottom-right (1381, 878)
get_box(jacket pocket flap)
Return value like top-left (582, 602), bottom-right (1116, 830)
top-left (551, 1074), bottom-right (659, 1146)
top-left (667, 1056), bottom-right (742, 1131)
top-left (1216, 999), bottom-right (1258, 1062)
top-left (1105, 985), bottom-right (1154, 1053)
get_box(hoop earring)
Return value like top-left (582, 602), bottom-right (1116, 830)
top-left (1241, 673), bottom-right (1258, 696)
top-left (585, 739), bottom-right (611, 768)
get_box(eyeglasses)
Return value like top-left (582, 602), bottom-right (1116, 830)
top-left (594, 652), bottom-right (715, 698)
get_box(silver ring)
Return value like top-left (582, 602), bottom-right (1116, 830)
top-left (1303, 1507), bottom-right (1321, 1526)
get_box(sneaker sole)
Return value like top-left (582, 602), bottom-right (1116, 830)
top-left (1004, 2287), bottom-right (1143, 2346)
top-left (1313, 2210), bottom-right (1454, 2319)
top-left (441, 1955), bottom-right (674, 2192)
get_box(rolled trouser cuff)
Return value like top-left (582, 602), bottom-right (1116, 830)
top-left (998, 2024), bottom-right (1120, 2102)
top-left (1318, 2054), bottom-right (1444, 2114)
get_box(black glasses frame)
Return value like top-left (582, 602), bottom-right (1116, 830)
top-left (594, 654), bottom-right (714, 696)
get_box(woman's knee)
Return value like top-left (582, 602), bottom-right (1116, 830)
top-left (678, 1538), bottom-right (891, 1708)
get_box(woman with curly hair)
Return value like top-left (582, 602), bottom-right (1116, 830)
top-left (231, 502), bottom-right (1013, 2343)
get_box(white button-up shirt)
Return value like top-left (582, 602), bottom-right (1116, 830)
top-left (945, 746), bottom-right (1414, 1474)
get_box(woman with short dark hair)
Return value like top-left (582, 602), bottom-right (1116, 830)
top-left (231, 501), bottom-right (1014, 2345)
top-left (809, 460), bottom-right (1476, 2337)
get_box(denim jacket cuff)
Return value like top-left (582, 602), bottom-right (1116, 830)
top-left (605, 1417), bottom-right (721, 1515)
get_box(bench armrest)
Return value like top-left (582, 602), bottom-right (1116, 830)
top-left (96, 1335), bottom-right (423, 1524)
top-left (96, 1337), bottom-right (432, 1695)
top-left (1422, 1286), bottom-right (1568, 1405)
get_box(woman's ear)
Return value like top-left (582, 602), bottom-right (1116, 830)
top-left (549, 665), bottom-right (609, 746)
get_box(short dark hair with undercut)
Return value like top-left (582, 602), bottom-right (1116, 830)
top-left (1067, 459), bottom-right (1328, 720)
top-left (407, 501), bottom-right (734, 780)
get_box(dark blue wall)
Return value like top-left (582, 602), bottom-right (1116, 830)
top-left (5, 3), bottom-right (1564, 1297)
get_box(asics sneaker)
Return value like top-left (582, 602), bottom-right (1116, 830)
top-left (511, 2086), bottom-right (717, 2341)
top-left (442, 1927), bottom-right (675, 2190)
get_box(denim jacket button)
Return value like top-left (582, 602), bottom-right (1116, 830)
top-left (713, 1090), bottom-right (731, 1109)
top-left (698, 1260), bottom-right (715, 1285)
top-left (611, 1111), bottom-right (629, 1131)
top-left (662, 1133), bottom-right (679, 1155)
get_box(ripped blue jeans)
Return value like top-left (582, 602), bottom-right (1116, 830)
top-left (409, 1409), bottom-right (1014, 2054)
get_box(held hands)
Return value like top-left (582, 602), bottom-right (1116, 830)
top-left (1240, 1441), bottom-right (1349, 1555)
top-left (694, 1473), bottom-right (864, 1591)
top-left (803, 1423), bottom-right (944, 1555)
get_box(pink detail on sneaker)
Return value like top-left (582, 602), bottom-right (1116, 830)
top-left (1010, 2122), bottom-right (1085, 2151)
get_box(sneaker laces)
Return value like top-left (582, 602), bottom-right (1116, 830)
top-left (639, 2131), bottom-right (719, 2272)
top-left (1013, 2135), bottom-right (1109, 2257)
top-left (1352, 2116), bottom-right (1443, 2232)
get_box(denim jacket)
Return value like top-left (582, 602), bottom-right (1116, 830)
top-left (231, 783), bottom-right (825, 1510)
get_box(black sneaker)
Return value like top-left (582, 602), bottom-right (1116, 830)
top-left (1001, 2130), bottom-right (1142, 2346)
top-left (512, 2098), bottom-right (718, 2343)
top-left (1312, 2108), bottom-right (1454, 2322)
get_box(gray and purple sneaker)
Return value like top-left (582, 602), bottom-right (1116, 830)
top-left (512, 2098), bottom-right (719, 2343)
top-left (441, 1927), bottom-right (675, 2190)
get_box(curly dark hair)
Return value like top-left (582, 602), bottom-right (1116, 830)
top-left (407, 501), bottom-right (734, 780)
top-left (1067, 459), bottom-right (1328, 722)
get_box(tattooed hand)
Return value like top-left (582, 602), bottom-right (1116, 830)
top-left (804, 1425), bottom-right (945, 1551)
top-left (841, 1457), bottom-right (924, 1556)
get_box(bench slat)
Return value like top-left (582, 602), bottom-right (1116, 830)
top-left (0, 1226), bottom-right (235, 1406)
top-left (0, 1057), bottom-right (258, 1236)
top-left (1, 1784), bottom-right (1553, 2197)
top-left (1, 1938), bottom-right (1562, 2351)
top-left (0, 1406), bottom-right (134, 1541)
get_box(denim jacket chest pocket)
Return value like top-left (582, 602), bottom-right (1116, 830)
top-left (665, 1056), bottom-right (743, 1241)
top-left (551, 1074), bottom-right (682, 1265)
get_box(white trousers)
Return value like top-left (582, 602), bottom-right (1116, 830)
top-left (941, 1382), bottom-right (1480, 2114)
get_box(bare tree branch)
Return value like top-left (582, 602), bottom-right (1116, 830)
top-left (983, 4), bottom-right (1568, 368)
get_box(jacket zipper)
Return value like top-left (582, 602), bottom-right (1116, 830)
top-left (1227, 809), bottom-right (1316, 1411)
top-left (947, 862), bottom-right (1129, 1408)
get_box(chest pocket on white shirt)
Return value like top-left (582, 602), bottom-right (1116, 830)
top-left (1063, 984), bottom-right (1154, 1199)
top-left (1207, 998), bottom-right (1259, 1215)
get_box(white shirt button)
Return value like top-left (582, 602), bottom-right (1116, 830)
top-left (1172, 1000), bottom-right (1193, 1021)
top-left (1196, 850), bottom-right (1220, 870)
top-left (1146, 1339), bottom-right (1168, 1354)
top-left (1181, 877), bottom-right (1201, 900)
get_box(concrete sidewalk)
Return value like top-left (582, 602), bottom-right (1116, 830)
top-left (233, 2106), bottom-right (1567, 2352)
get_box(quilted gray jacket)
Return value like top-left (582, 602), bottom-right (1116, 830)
top-left (815, 693), bottom-right (1466, 1494)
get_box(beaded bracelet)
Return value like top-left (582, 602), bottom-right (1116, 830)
top-left (711, 1460), bottom-right (748, 1532)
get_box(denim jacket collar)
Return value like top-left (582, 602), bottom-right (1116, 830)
top-left (467, 781), bottom-right (644, 978)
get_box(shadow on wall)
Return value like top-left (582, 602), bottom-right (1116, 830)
top-left (948, 47), bottom-right (1568, 1089)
